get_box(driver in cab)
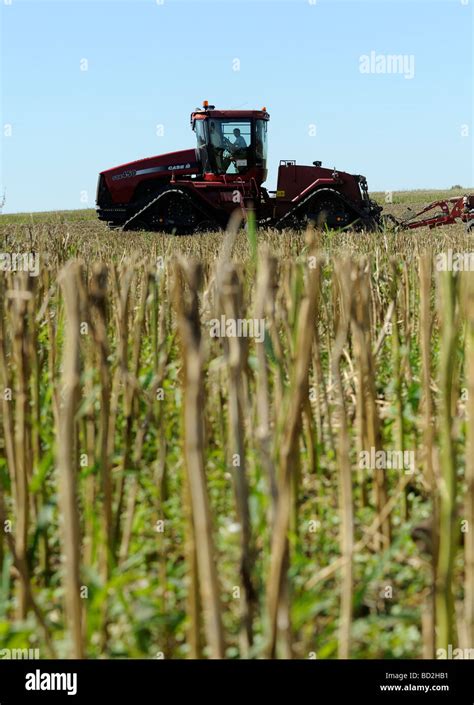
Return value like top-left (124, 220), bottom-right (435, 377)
top-left (225, 128), bottom-right (247, 155)
top-left (224, 128), bottom-right (247, 172)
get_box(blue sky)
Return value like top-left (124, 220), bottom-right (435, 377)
top-left (0, 0), bottom-right (472, 213)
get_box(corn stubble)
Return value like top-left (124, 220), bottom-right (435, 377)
top-left (0, 219), bottom-right (472, 659)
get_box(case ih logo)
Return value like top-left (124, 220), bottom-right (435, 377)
top-left (168, 163), bottom-right (191, 171)
top-left (112, 169), bottom-right (137, 181)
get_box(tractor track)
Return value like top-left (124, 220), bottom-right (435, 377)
top-left (274, 186), bottom-right (382, 231)
top-left (122, 186), bottom-right (219, 232)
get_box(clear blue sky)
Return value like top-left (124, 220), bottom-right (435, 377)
top-left (1, 0), bottom-right (472, 214)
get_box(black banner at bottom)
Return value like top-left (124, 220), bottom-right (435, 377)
top-left (0, 659), bottom-right (472, 703)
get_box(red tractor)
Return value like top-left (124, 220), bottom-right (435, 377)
top-left (95, 101), bottom-right (383, 233)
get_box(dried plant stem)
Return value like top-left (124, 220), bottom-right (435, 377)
top-left (58, 262), bottom-right (84, 658)
top-left (112, 267), bottom-right (134, 555)
top-left (182, 456), bottom-right (202, 658)
top-left (254, 250), bottom-right (278, 524)
top-left (174, 260), bottom-right (225, 658)
top-left (11, 276), bottom-right (33, 618)
top-left (332, 262), bottom-right (354, 659)
top-left (89, 264), bottom-right (113, 650)
top-left (435, 271), bottom-right (458, 651)
top-left (0, 277), bottom-right (16, 499)
top-left (351, 264), bottom-right (391, 550)
top-left (266, 261), bottom-right (320, 658)
top-left (464, 272), bottom-right (474, 648)
top-left (419, 253), bottom-right (437, 658)
top-left (220, 263), bottom-right (255, 655)
top-left (114, 270), bottom-right (149, 558)
top-left (390, 261), bottom-right (407, 519)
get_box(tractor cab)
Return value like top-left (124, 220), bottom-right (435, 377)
top-left (191, 102), bottom-right (269, 185)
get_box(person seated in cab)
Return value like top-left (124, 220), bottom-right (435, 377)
top-left (223, 128), bottom-right (248, 172)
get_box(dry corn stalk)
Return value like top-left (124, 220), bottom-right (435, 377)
top-left (331, 261), bottom-right (354, 659)
top-left (464, 272), bottom-right (474, 648)
top-left (266, 259), bottom-right (320, 658)
top-left (351, 263), bottom-right (391, 549)
top-left (174, 259), bottom-right (225, 659)
top-left (435, 271), bottom-right (458, 651)
top-left (57, 261), bottom-right (84, 658)
top-left (219, 263), bottom-right (255, 655)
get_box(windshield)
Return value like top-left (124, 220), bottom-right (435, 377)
top-left (193, 117), bottom-right (269, 176)
top-left (206, 119), bottom-right (252, 175)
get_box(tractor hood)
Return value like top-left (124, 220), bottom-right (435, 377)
top-left (101, 148), bottom-right (200, 182)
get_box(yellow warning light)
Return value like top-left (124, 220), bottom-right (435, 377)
top-left (262, 106), bottom-right (267, 111)
top-left (203, 100), bottom-right (209, 108)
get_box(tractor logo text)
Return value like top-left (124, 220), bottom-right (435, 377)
top-left (168, 163), bottom-right (191, 171)
top-left (112, 170), bottom-right (137, 181)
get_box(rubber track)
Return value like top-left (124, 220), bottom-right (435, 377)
top-left (274, 187), bottom-right (380, 230)
top-left (121, 187), bottom-right (217, 232)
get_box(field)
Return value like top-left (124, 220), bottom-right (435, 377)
top-left (0, 188), bottom-right (473, 660)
